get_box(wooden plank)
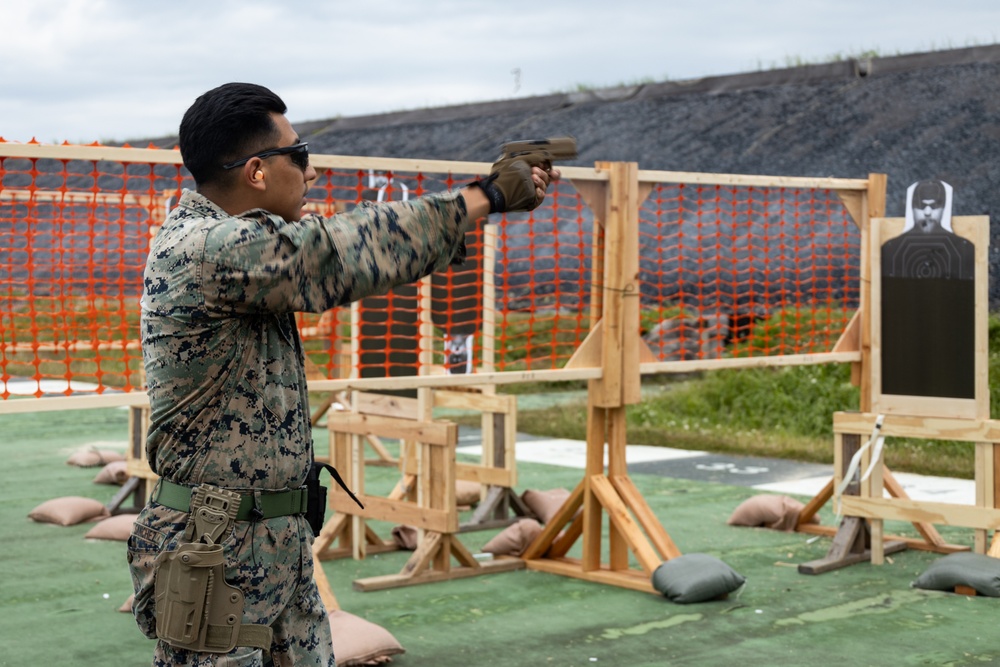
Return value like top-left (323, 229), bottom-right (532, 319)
top-left (548, 513), bottom-right (584, 558)
top-left (596, 161), bottom-right (627, 408)
top-left (455, 463), bottom-right (513, 487)
top-left (0, 391), bottom-right (150, 414)
top-left (482, 223), bottom-right (498, 373)
top-left (433, 390), bottom-right (514, 414)
top-left (354, 557), bottom-right (525, 592)
top-left (833, 412), bottom-right (1000, 444)
top-left (639, 351), bottom-right (860, 375)
top-left (312, 561), bottom-right (339, 611)
top-left (307, 367), bottom-right (602, 394)
top-left (328, 494), bottom-right (451, 532)
top-left (796, 522), bottom-right (969, 554)
top-left (860, 175), bottom-right (886, 413)
top-left (326, 412), bottom-right (456, 446)
top-left (611, 475), bottom-right (681, 560)
top-left (351, 428), bottom-right (366, 561)
top-left (572, 180), bottom-right (608, 229)
top-left (564, 321), bottom-right (604, 370)
top-left (883, 468), bottom-right (946, 547)
top-left (837, 190), bottom-right (864, 228)
top-left (989, 532), bottom-right (1000, 558)
top-left (353, 392), bottom-right (418, 419)
top-left (449, 536), bottom-right (481, 569)
top-left (590, 475), bottom-right (661, 574)
top-left (970, 216), bottom-right (991, 420)
top-left (523, 557), bottom-right (656, 594)
top-left (995, 444), bottom-right (1000, 508)
top-left (638, 169), bottom-right (868, 191)
top-left (840, 496), bottom-right (1000, 530)
top-left (505, 403), bottom-right (518, 487)
top-left (313, 514), bottom-right (348, 559)
top-left (832, 311), bottom-right (861, 353)
top-left (797, 479), bottom-right (833, 528)
top-left (876, 394), bottom-right (978, 421)
top-left (606, 408), bottom-right (630, 571)
top-left (521, 481), bottom-right (585, 561)
top-left (622, 162), bottom-right (642, 406)
top-left (401, 531), bottom-right (443, 578)
top-left (3, 339), bottom-right (143, 353)
top-left (0, 143), bottom-right (186, 163)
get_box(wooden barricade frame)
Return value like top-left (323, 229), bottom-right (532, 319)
top-left (0, 141), bottom-right (883, 598)
top-left (314, 388), bottom-right (527, 591)
top-left (798, 212), bottom-right (1000, 572)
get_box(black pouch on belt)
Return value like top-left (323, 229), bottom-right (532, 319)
top-left (305, 461), bottom-right (364, 536)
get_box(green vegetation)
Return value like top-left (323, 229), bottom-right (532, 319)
top-left (511, 313), bottom-right (1000, 481)
top-left (6, 290), bottom-right (998, 480)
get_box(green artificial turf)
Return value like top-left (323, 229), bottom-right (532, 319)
top-left (1, 406), bottom-right (998, 666)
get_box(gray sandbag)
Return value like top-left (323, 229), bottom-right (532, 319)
top-left (651, 553), bottom-right (746, 603)
top-left (912, 552), bottom-right (1000, 597)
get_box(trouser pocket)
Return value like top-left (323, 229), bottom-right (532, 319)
top-left (126, 521), bottom-right (167, 639)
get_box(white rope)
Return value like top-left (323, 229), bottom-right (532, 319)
top-left (834, 414), bottom-right (885, 522)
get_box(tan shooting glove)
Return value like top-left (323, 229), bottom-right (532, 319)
top-left (474, 137), bottom-right (578, 213)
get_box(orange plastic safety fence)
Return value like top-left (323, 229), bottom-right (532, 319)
top-left (0, 152), bottom-right (182, 398)
top-left (638, 182), bottom-right (860, 361)
top-left (0, 143), bottom-right (861, 402)
top-left (492, 182), bottom-right (594, 372)
top-left (297, 168), bottom-right (595, 380)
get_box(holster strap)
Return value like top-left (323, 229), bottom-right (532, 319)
top-left (207, 623), bottom-right (273, 652)
top-left (154, 480), bottom-right (307, 520)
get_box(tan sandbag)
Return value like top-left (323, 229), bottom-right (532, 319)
top-left (455, 480), bottom-right (481, 508)
top-left (482, 519), bottom-right (543, 557)
top-left (520, 488), bottom-right (571, 524)
top-left (28, 496), bottom-right (109, 526)
top-left (93, 460), bottom-right (129, 485)
top-left (391, 525), bottom-right (418, 550)
top-left (85, 514), bottom-right (139, 541)
top-left (66, 448), bottom-right (125, 468)
top-left (727, 494), bottom-right (818, 532)
top-left (329, 610), bottom-right (405, 666)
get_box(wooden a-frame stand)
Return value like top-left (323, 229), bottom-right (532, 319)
top-left (521, 162), bottom-right (681, 593)
top-left (311, 387), bottom-right (527, 591)
top-left (799, 186), bottom-right (1000, 572)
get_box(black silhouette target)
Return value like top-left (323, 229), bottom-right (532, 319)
top-left (882, 233), bottom-right (974, 280)
top-left (880, 230), bottom-right (976, 399)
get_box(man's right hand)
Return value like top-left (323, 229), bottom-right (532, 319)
top-left (474, 137), bottom-right (575, 214)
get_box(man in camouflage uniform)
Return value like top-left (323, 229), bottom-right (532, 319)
top-left (126, 82), bottom-right (558, 666)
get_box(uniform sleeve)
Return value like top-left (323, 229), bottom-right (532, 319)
top-left (201, 191), bottom-right (470, 314)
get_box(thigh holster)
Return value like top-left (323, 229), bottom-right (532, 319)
top-left (154, 541), bottom-right (272, 653)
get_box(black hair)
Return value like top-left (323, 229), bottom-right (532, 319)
top-left (178, 82), bottom-right (287, 186)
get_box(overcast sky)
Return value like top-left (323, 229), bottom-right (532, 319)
top-left (3, 0), bottom-right (998, 144)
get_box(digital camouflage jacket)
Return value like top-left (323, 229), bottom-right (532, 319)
top-left (140, 189), bottom-right (469, 492)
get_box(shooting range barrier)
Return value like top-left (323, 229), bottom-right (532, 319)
top-left (2, 139), bottom-right (995, 598)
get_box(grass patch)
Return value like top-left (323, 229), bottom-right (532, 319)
top-left (511, 367), bottom-right (978, 479)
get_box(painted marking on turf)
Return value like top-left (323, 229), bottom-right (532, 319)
top-left (597, 614), bottom-right (703, 640)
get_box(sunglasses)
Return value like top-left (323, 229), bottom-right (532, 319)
top-left (222, 142), bottom-right (309, 171)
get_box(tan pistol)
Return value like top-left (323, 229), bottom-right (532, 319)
top-left (499, 137), bottom-right (578, 167)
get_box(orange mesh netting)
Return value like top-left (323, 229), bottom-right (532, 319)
top-left (0, 149), bottom-right (181, 398)
top-left (638, 182), bottom-right (860, 361)
top-left (0, 142), bottom-right (861, 402)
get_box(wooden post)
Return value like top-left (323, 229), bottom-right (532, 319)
top-left (522, 162), bottom-right (681, 593)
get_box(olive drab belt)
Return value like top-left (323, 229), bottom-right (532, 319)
top-left (153, 479), bottom-right (309, 522)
